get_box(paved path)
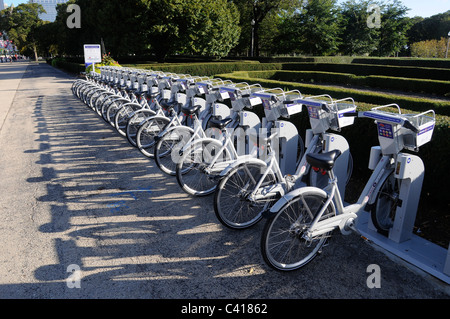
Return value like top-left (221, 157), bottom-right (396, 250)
top-left (0, 62), bottom-right (448, 302)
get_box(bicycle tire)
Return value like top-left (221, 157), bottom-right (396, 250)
top-left (176, 139), bottom-right (233, 196)
top-left (154, 127), bottom-right (194, 176)
top-left (136, 116), bottom-right (170, 158)
top-left (106, 98), bottom-right (129, 127)
top-left (95, 92), bottom-right (114, 116)
top-left (114, 103), bottom-right (143, 136)
top-left (214, 162), bottom-right (277, 229)
top-left (125, 109), bottom-right (157, 147)
top-left (370, 171), bottom-right (399, 236)
top-left (261, 191), bottom-right (335, 271)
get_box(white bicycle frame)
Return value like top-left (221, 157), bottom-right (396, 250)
top-left (296, 153), bottom-right (393, 241)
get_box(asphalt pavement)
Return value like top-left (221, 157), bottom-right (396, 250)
top-left (0, 61), bottom-right (448, 303)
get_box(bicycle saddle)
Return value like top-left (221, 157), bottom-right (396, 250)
top-left (181, 104), bottom-right (202, 115)
top-left (161, 99), bottom-right (177, 109)
top-left (209, 117), bottom-right (233, 129)
top-left (306, 150), bottom-right (342, 171)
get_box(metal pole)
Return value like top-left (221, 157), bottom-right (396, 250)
top-left (446, 32), bottom-right (450, 59)
top-left (250, 19), bottom-right (255, 57)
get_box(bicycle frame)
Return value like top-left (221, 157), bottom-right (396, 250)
top-left (301, 153), bottom-right (394, 240)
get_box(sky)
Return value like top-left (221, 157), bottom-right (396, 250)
top-left (3, 0), bottom-right (450, 18)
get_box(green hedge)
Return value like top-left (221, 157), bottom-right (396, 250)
top-left (128, 61), bottom-right (450, 81)
top-left (350, 57), bottom-right (450, 69)
top-left (123, 62), bottom-right (283, 77)
top-left (216, 71), bottom-right (450, 116)
top-left (49, 59), bottom-right (86, 74)
top-left (247, 70), bottom-right (450, 97)
top-left (282, 62), bottom-right (450, 81)
top-left (236, 56), bottom-right (450, 69)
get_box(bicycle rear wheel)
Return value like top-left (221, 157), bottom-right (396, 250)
top-left (214, 162), bottom-right (277, 229)
top-left (261, 191), bottom-right (335, 271)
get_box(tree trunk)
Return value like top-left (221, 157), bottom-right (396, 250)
top-left (33, 44), bottom-right (38, 62)
top-left (253, 23), bottom-right (260, 57)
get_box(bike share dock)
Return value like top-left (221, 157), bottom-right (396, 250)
top-left (354, 108), bottom-right (450, 284)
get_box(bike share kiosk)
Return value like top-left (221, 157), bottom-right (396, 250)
top-left (174, 76), bottom-right (210, 112)
top-left (299, 95), bottom-right (355, 198)
top-left (249, 89), bottom-right (302, 176)
top-left (218, 83), bottom-right (263, 156)
top-left (197, 80), bottom-right (234, 120)
top-left (354, 106), bottom-right (449, 284)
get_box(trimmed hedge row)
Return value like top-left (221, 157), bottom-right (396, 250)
top-left (216, 71), bottom-right (450, 116)
top-left (246, 70), bottom-right (450, 97)
top-left (123, 62), bottom-right (282, 77)
top-left (242, 56), bottom-right (450, 69)
top-left (282, 62), bottom-right (450, 81)
top-left (125, 60), bottom-right (450, 81)
top-left (351, 57), bottom-right (450, 69)
top-left (51, 60), bottom-right (86, 74)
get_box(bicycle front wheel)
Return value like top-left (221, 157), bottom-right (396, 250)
top-left (154, 127), bottom-right (194, 176)
top-left (136, 116), bottom-right (170, 158)
top-left (176, 139), bottom-right (233, 196)
top-left (371, 171), bottom-right (399, 236)
top-left (214, 162), bottom-right (277, 229)
top-left (261, 191), bottom-right (335, 271)
top-left (125, 109), bottom-right (156, 147)
top-left (115, 103), bottom-right (142, 136)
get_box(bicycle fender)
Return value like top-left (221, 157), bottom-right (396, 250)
top-left (366, 167), bottom-right (395, 207)
top-left (156, 125), bottom-right (194, 143)
top-left (121, 102), bottom-right (141, 108)
top-left (265, 187), bottom-right (328, 217)
top-left (132, 108), bottom-right (156, 116)
top-left (163, 125), bottom-right (194, 135)
top-left (218, 156), bottom-right (267, 177)
top-left (181, 137), bottom-right (219, 153)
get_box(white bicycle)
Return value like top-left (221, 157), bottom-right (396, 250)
top-left (260, 105), bottom-right (435, 271)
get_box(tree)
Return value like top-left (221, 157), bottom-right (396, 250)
top-left (234, 0), bottom-right (304, 57)
top-left (145, 0), bottom-right (240, 61)
top-left (408, 10), bottom-right (450, 43)
top-left (47, 0), bottom-right (240, 62)
top-left (294, 0), bottom-right (341, 55)
top-left (411, 37), bottom-right (449, 58)
top-left (0, 3), bottom-right (46, 60)
top-left (338, 0), bottom-right (380, 56)
top-left (377, 0), bottom-right (411, 57)
top-left (272, 0), bottom-right (341, 56)
top-left (337, 0), bottom-right (411, 57)
top-left (48, 0), bottom-right (150, 57)
top-left (183, 0), bottom-right (241, 57)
